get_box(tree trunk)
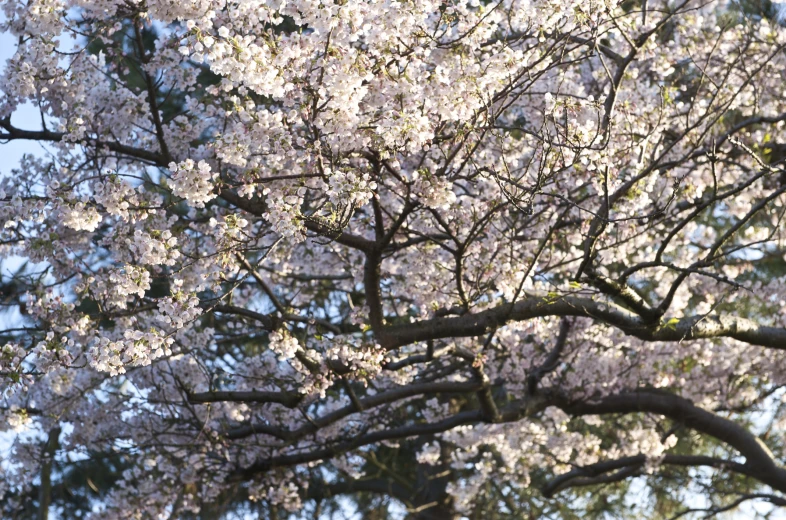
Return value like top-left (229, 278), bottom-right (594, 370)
top-left (407, 451), bottom-right (458, 520)
top-left (37, 427), bottom-right (60, 520)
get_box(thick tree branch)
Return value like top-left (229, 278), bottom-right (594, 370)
top-left (543, 454), bottom-right (754, 497)
top-left (378, 294), bottom-right (786, 350)
top-left (188, 390), bottom-right (303, 408)
top-left (211, 304), bottom-right (278, 331)
top-left (557, 390), bottom-right (786, 493)
top-left (223, 381), bottom-right (483, 441)
top-left (364, 249), bottom-right (385, 332)
top-left (0, 119), bottom-right (165, 165)
top-left (228, 385), bottom-right (786, 506)
top-left (230, 409), bottom-right (485, 482)
top-left (303, 219), bottom-right (377, 253)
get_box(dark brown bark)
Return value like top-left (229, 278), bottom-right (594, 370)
top-left (37, 427), bottom-right (60, 520)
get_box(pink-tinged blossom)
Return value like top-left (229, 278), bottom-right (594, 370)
top-left (168, 159), bottom-right (218, 207)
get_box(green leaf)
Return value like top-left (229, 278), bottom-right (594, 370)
top-left (664, 318), bottom-right (680, 331)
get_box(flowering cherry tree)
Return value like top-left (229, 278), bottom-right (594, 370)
top-left (2, 0), bottom-right (786, 518)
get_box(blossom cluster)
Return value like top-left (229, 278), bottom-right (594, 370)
top-left (168, 159), bottom-right (218, 207)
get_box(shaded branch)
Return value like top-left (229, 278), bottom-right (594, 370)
top-left (188, 390), bottom-right (303, 408)
top-left (378, 294), bottom-right (786, 351)
top-left (557, 390), bottom-right (786, 493)
top-left (543, 454), bottom-right (753, 497)
top-left (0, 118), bottom-right (165, 165)
top-left (224, 380), bottom-right (483, 441)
